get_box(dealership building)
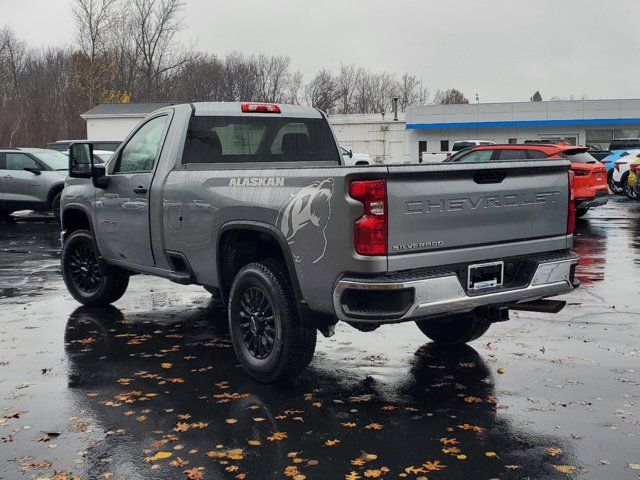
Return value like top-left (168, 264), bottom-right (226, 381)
top-left (406, 99), bottom-right (640, 161)
top-left (82, 99), bottom-right (640, 164)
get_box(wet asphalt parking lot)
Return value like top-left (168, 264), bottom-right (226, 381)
top-left (0, 197), bottom-right (639, 480)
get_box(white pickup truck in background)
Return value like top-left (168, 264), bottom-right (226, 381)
top-left (421, 140), bottom-right (496, 163)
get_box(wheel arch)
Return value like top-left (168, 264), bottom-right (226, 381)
top-left (216, 221), bottom-right (303, 307)
top-left (46, 182), bottom-right (65, 209)
top-left (61, 204), bottom-right (93, 238)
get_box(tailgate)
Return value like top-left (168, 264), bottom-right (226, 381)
top-left (386, 160), bottom-right (571, 270)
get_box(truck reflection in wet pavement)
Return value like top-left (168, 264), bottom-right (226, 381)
top-left (64, 305), bottom-right (573, 480)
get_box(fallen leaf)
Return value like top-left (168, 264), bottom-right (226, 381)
top-left (267, 432), bottom-right (288, 442)
top-left (546, 447), bottom-right (562, 457)
top-left (485, 452), bottom-right (498, 458)
top-left (345, 472), bottom-right (361, 480)
top-left (553, 465), bottom-right (576, 474)
top-left (364, 469), bottom-right (382, 478)
top-left (183, 466), bottom-right (204, 479)
top-left (248, 440), bottom-right (261, 446)
top-left (325, 439), bottom-right (340, 447)
top-left (144, 451), bottom-right (172, 462)
top-left (225, 419), bottom-right (238, 424)
top-left (341, 422), bottom-right (357, 428)
top-left (423, 460), bottom-right (446, 471)
top-left (439, 437), bottom-right (459, 446)
top-left (405, 466), bottom-right (426, 474)
top-left (37, 432), bottom-right (61, 442)
top-left (365, 423), bottom-right (383, 430)
top-left (161, 363), bottom-right (172, 369)
top-left (497, 367), bottom-right (505, 374)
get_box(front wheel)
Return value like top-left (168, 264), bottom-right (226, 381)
top-left (228, 261), bottom-right (316, 383)
top-left (415, 311), bottom-right (492, 346)
top-left (52, 192), bottom-right (61, 221)
top-left (608, 171), bottom-right (623, 194)
top-left (623, 180), bottom-right (637, 199)
top-left (62, 230), bottom-right (129, 306)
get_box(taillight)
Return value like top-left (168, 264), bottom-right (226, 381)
top-left (241, 103), bottom-right (281, 113)
top-left (571, 167), bottom-right (589, 176)
top-left (567, 171), bottom-right (575, 235)
top-left (349, 180), bottom-right (387, 256)
top-left (614, 161), bottom-right (626, 172)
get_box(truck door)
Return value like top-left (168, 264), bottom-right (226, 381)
top-left (95, 115), bottom-right (169, 266)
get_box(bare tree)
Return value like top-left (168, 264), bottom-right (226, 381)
top-left (398, 73), bottom-right (429, 111)
top-left (434, 88), bottom-right (469, 105)
top-left (255, 54), bottom-right (291, 102)
top-left (305, 69), bottom-right (339, 113)
top-left (129, 0), bottom-right (187, 100)
top-left (72, 0), bottom-right (121, 105)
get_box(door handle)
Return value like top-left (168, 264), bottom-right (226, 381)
top-left (133, 186), bottom-right (148, 194)
top-left (3, 175), bottom-right (12, 179)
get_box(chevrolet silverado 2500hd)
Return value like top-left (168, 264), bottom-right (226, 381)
top-left (61, 102), bottom-right (579, 382)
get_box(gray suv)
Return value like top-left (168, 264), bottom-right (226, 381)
top-left (0, 148), bottom-right (68, 220)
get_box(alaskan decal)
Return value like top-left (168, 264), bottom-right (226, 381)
top-left (277, 179), bottom-right (334, 264)
top-left (228, 177), bottom-right (285, 187)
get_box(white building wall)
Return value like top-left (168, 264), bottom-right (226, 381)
top-left (329, 114), bottom-right (409, 164)
top-left (85, 116), bottom-right (145, 141)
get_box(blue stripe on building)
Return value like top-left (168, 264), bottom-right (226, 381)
top-left (406, 118), bottom-right (640, 130)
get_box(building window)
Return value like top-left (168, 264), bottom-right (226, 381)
top-left (419, 141), bottom-right (427, 153)
top-left (440, 140), bottom-right (449, 152)
top-left (508, 138), bottom-right (517, 144)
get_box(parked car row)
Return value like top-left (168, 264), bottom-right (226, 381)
top-left (1, 141), bottom-right (116, 220)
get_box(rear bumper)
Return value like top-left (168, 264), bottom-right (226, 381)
top-left (576, 189), bottom-right (609, 209)
top-left (333, 253), bottom-right (579, 324)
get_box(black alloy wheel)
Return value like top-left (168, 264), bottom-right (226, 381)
top-left (68, 243), bottom-right (102, 293)
top-left (238, 286), bottom-right (277, 360)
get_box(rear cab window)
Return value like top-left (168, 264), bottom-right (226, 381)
top-left (182, 116), bottom-right (340, 165)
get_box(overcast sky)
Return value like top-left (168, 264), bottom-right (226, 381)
top-left (3, 0), bottom-right (640, 103)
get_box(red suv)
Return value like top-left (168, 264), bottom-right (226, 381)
top-left (449, 144), bottom-right (609, 217)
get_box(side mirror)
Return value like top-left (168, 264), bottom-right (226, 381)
top-left (24, 166), bottom-right (42, 175)
top-left (69, 143), bottom-right (94, 178)
top-left (349, 150), bottom-right (354, 158)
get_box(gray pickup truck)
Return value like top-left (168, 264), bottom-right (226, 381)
top-left (60, 102), bottom-right (579, 382)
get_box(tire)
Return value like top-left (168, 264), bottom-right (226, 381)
top-left (415, 310), bottom-right (492, 346)
top-left (623, 180), bottom-right (637, 199)
top-left (608, 170), bottom-right (623, 194)
top-left (52, 192), bottom-right (61, 221)
top-left (228, 261), bottom-right (316, 383)
top-left (0, 210), bottom-right (14, 221)
top-left (575, 206), bottom-right (589, 218)
top-left (62, 230), bottom-right (129, 306)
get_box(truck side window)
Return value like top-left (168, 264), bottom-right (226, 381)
top-left (115, 116), bottom-right (168, 173)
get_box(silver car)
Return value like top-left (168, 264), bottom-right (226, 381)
top-left (0, 148), bottom-right (68, 220)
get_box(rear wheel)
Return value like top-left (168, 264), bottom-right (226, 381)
top-left (228, 261), bottom-right (316, 383)
top-left (415, 311), bottom-right (492, 346)
top-left (575, 206), bottom-right (589, 218)
top-left (62, 230), bottom-right (129, 306)
top-left (608, 170), bottom-right (623, 194)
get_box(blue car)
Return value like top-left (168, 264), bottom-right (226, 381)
top-left (602, 150), bottom-right (632, 193)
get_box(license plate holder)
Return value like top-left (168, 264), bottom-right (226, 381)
top-left (468, 261), bottom-right (504, 290)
